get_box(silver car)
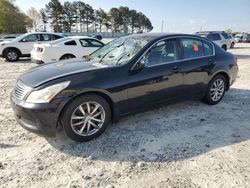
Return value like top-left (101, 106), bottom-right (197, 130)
top-left (196, 31), bottom-right (232, 51)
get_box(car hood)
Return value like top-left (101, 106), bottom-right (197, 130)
top-left (20, 59), bottom-right (109, 88)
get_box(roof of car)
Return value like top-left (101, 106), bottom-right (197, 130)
top-left (196, 31), bottom-right (226, 34)
top-left (67, 36), bottom-right (95, 39)
top-left (127, 33), bottom-right (206, 41)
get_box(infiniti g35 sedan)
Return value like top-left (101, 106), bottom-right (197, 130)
top-left (11, 33), bottom-right (238, 142)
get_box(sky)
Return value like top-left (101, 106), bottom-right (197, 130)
top-left (15, 0), bottom-right (250, 33)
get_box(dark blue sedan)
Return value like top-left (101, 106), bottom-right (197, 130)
top-left (11, 33), bottom-right (238, 142)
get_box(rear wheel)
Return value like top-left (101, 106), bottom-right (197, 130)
top-left (59, 54), bottom-right (75, 60)
top-left (5, 49), bottom-right (20, 62)
top-left (61, 95), bottom-right (111, 142)
top-left (203, 75), bottom-right (226, 105)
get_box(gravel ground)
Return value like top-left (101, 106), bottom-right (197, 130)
top-left (0, 43), bottom-right (250, 188)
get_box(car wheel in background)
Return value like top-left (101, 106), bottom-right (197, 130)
top-left (5, 49), bottom-right (20, 62)
top-left (203, 75), bottom-right (226, 105)
top-left (59, 54), bottom-right (75, 60)
top-left (222, 45), bottom-right (227, 51)
top-left (230, 42), bottom-right (235, 49)
top-left (61, 95), bottom-right (111, 142)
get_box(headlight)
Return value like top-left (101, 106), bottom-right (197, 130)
top-left (26, 81), bottom-right (70, 103)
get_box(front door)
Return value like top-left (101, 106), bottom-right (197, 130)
top-left (127, 38), bottom-right (184, 111)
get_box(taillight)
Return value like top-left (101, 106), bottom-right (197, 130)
top-left (234, 56), bottom-right (238, 64)
top-left (36, 47), bottom-right (43, 53)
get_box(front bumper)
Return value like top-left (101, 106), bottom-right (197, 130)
top-left (11, 96), bottom-right (59, 137)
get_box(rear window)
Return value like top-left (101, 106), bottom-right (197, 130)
top-left (65, 40), bottom-right (77, 46)
top-left (203, 41), bottom-right (213, 56)
top-left (180, 38), bottom-right (204, 59)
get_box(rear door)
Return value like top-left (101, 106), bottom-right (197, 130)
top-left (178, 37), bottom-right (215, 97)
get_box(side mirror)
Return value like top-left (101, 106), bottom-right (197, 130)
top-left (131, 54), bottom-right (148, 72)
top-left (21, 39), bottom-right (27, 42)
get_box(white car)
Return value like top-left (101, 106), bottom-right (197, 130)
top-left (229, 34), bottom-right (235, 48)
top-left (196, 31), bottom-right (232, 51)
top-left (0, 32), bottom-right (63, 62)
top-left (31, 36), bottom-right (104, 64)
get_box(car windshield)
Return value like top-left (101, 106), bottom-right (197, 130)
top-left (86, 35), bottom-right (152, 65)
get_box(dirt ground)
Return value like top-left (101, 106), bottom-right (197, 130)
top-left (0, 43), bottom-right (250, 188)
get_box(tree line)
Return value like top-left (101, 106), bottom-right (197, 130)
top-left (41, 0), bottom-right (153, 33)
top-left (0, 0), bottom-right (32, 34)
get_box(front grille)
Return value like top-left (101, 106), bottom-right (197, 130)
top-left (13, 81), bottom-right (32, 100)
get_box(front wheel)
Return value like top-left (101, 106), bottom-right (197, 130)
top-left (203, 75), bottom-right (226, 105)
top-left (61, 95), bottom-right (111, 142)
top-left (5, 49), bottom-right (20, 62)
top-left (230, 42), bottom-right (235, 49)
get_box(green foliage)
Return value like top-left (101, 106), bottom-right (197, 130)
top-left (44, 0), bottom-right (153, 33)
top-left (0, 0), bottom-right (29, 34)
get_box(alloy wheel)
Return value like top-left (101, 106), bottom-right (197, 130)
top-left (7, 51), bottom-right (18, 61)
top-left (70, 101), bottom-right (105, 136)
top-left (210, 78), bottom-right (225, 102)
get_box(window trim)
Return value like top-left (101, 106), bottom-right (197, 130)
top-left (132, 35), bottom-right (215, 70)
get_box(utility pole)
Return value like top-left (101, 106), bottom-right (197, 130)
top-left (161, 20), bottom-right (164, 33)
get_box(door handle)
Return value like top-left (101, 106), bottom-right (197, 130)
top-left (208, 59), bottom-right (213, 63)
top-left (172, 66), bottom-right (180, 73)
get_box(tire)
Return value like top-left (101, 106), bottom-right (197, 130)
top-left (59, 54), bottom-right (75, 60)
top-left (5, 49), bottom-right (20, 62)
top-left (230, 42), bottom-right (235, 49)
top-left (222, 45), bottom-right (227, 51)
top-left (203, 75), bottom-right (226, 105)
top-left (61, 95), bottom-right (111, 142)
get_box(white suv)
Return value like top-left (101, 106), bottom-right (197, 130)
top-left (0, 32), bottom-right (63, 62)
top-left (196, 31), bottom-right (232, 51)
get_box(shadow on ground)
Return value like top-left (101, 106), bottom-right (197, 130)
top-left (235, 54), bottom-right (250, 60)
top-left (46, 88), bottom-right (250, 162)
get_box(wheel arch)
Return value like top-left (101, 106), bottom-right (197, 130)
top-left (58, 90), bottom-right (116, 126)
top-left (211, 71), bottom-right (230, 91)
top-left (3, 47), bottom-right (22, 58)
top-left (59, 53), bottom-right (76, 60)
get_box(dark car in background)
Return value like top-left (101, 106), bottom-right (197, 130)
top-left (10, 33), bottom-right (238, 142)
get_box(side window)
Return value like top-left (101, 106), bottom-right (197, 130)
top-left (51, 35), bottom-right (62, 40)
top-left (41, 34), bottom-right (51, 41)
top-left (212, 34), bottom-right (221, 41)
top-left (180, 38), bottom-right (204, 59)
top-left (147, 39), bottom-right (179, 66)
top-left (64, 40), bottom-right (77, 46)
top-left (21, 34), bottom-right (39, 42)
top-left (203, 41), bottom-right (213, 56)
